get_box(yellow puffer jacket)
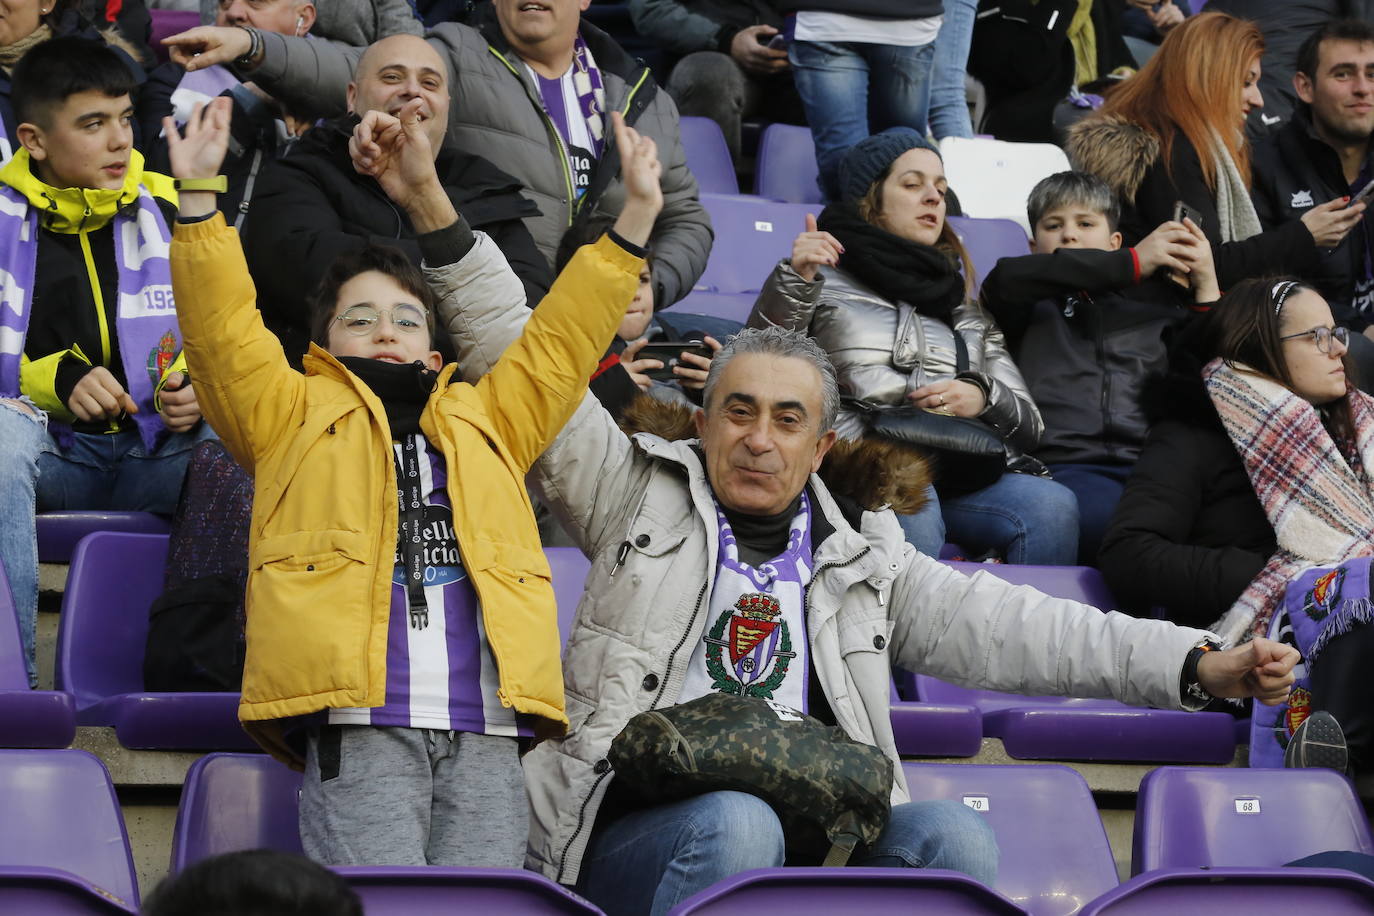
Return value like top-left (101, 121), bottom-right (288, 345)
top-left (170, 214), bottom-right (639, 765)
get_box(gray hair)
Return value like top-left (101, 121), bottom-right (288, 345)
top-left (703, 326), bottom-right (840, 434)
top-left (1026, 171), bottom-right (1120, 232)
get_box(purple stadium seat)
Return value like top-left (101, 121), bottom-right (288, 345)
top-left (546, 547), bottom-right (590, 644)
top-left (670, 292), bottom-right (758, 324)
top-left (170, 753), bottom-right (303, 871)
top-left (680, 117), bottom-right (740, 195)
top-left (336, 866), bottom-right (606, 914)
top-left (889, 679), bottom-right (983, 757)
top-left (0, 563), bottom-right (75, 748)
top-left (1131, 766), bottom-right (1374, 875)
top-left (1079, 867), bottom-right (1374, 914)
top-left (37, 511), bottom-right (171, 564)
top-left (901, 762), bottom-right (1118, 916)
top-left (668, 867), bottom-right (1026, 915)
top-left (0, 866), bottom-right (136, 914)
top-left (754, 123), bottom-right (821, 204)
top-left (55, 532), bottom-right (257, 751)
top-left (910, 563), bottom-right (1237, 763)
top-left (946, 216), bottom-right (1030, 293)
top-left (694, 194), bottom-right (818, 295)
top-left (148, 10), bottom-right (201, 64)
top-left (0, 749), bottom-right (140, 911)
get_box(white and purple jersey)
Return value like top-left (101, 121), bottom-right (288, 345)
top-left (328, 435), bottom-right (525, 736)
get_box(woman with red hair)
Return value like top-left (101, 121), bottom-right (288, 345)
top-left (1067, 11), bottom-right (1362, 290)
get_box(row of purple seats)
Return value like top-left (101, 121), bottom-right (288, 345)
top-left (0, 564), bottom-right (75, 748)
top-left (899, 561), bottom-right (1240, 765)
top-left (677, 117), bottom-right (817, 204)
top-left (167, 754), bottom-right (1374, 915)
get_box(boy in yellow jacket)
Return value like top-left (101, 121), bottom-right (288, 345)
top-left (165, 95), bottom-right (661, 866)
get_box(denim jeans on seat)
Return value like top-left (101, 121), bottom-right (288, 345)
top-left (788, 39), bottom-right (937, 201)
top-left (576, 790), bottom-right (999, 916)
top-left (899, 473), bottom-right (1079, 565)
top-left (0, 417), bottom-right (212, 685)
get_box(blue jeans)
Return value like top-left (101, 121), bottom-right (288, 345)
top-left (789, 39), bottom-right (937, 201)
top-left (900, 473), bottom-right (1079, 565)
top-left (576, 790), bottom-right (998, 916)
top-left (1045, 463), bottom-right (1131, 566)
top-left (0, 414), bottom-right (210, 685)
top-left (929, 0), bottom-right (978, 139)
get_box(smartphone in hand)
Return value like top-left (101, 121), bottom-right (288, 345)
top-left (636, 341), bottom-right (712, 382)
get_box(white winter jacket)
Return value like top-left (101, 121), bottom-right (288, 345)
top-left (436, 242), bottom-right (1214, 888)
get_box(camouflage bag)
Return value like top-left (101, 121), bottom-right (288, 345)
top-left (607, 693), bottom-right (893, 866)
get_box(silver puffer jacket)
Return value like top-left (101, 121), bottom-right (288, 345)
top-left (749, 261), bottom-right (1043, 457)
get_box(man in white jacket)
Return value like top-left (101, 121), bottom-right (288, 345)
top-left (384, 120), bottom-right (1302, 916)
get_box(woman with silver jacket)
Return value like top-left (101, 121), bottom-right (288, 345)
top-left (748, 129), bottom-right (1078, 563)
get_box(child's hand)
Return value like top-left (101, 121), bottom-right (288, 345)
top-left (67, 367), bottom-right (138, 422)
top-left (791, 213), bottom-right (843, 283)
top-left (1176, 217), bottom-right (1221, 303)
top-left (610, 111), bottom-right (663, 248)
top-left (1132, 219), bottom-right (1194, 279)
top-left (157, 371), bottom-right (202, 434)
top-left (673, 335), bottom-right (721, 391)
top-left (164, 97), bottom-right (232, 219)
top-left (620, 337), bottom-right (662, 392)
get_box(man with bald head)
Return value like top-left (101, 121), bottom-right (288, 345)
top-left (241, 33), bottom-right (552, 362)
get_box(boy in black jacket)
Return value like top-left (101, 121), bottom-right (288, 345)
top-left (981, 171), bottom-right (1219, 563)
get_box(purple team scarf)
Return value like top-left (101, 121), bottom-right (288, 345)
top-left (570, 34), bottom-right (606, 155)
top-left (1250, 558), bottom-right (1374, 768)
top-left (0, 183), bottom-right (181, 450)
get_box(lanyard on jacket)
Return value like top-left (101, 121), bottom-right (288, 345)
top-left (394, 435), bottom-right (430, 630)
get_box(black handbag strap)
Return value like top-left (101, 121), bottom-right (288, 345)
top-left (952, 329), bottom-right (971, 374)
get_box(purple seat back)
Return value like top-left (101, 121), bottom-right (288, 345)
top-left (170, 753), bottom-right (303, 871)
top-left (670, 292), bottom-right (757, 324)
top-left (0, 865), bottom-right (138, 914)
top-left (1080, 867), bottom-right (1374, 914)
top-left (148, 10), bottom-right (202, 64)
top-left (753, 123), bottom-right (821, 204)
top-left (668, 867), bottom-right (1026, 915)
top-left (696, 194), bottom-right (817, 294)
top-left (55, 533), bottom-right (167, 709)
top-left (680, 117), bottom-right (739, 195)
top-left (335, 866), bottom-right (605, 914)
top-left (36, 512), bottom-right (171, 564)
top-left (0, 563), bottom-right (78, 748)
top-left (0, 749), bottom-right (139, 909)
top-left (901, 763), bottom-right (1117, 916)
top-left (946, 216), bottom-right (1030, 293)
top-left (546, 547), bottom-right (590, 644)
top-left (1132, 767), bottom-right (1374, 875)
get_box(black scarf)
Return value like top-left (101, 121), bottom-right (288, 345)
top-left (817, 200), bottom-right (965, 323)
top-left (339, 357), bottom-right (439, 436)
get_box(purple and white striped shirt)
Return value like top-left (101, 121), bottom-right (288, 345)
top-left (328, 434), bottom-right (523, 736)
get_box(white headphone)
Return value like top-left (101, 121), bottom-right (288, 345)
top-left (294, 15), bottom-right (305, 36)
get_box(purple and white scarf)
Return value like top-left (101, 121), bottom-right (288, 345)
top-left (528, 34), bottom-right (606, 200)
top-left (167, 64), bottom-right (241, 129)
top-left (0, 183), bottom-right (181, 450)
top-left (680, 493), bottom-right (816, 710)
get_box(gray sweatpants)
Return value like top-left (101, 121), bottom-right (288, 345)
top-left (299, 724), bottom-right (527, 867)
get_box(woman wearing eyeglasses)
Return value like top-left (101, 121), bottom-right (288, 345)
top-left (1102, 277), bottom-right (1369, 772)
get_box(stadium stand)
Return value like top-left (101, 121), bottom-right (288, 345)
top-left (55, 532), bottom-right (254, 751)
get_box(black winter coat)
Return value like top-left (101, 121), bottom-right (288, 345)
top-left (1251, 107), bottom-right (1374, 330)
top-left (981, 247), bottom-right (1194, 467)
top-left (1097, 352), bottom-right (1275, 628)
top-left (241, 115), bottom-right (553, 361)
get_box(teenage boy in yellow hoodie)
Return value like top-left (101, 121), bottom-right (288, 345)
top-left (0, 37), bottom-right (206, 687)
top-left (165, 94), bottom-right (661, 866)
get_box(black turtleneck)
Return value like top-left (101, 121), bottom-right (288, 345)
top-left (719, 494), bottom-right (802, 568)
top-left (337, 356), bottom-right (438, 436)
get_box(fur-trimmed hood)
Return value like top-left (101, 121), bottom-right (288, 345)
top-left (618, 395), bottom-right (931, 516)
top-left (1066, 115), bottom-right (1161, 204)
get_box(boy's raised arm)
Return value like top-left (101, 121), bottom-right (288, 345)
top-left (166, 97), bottom-right (305, 471)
